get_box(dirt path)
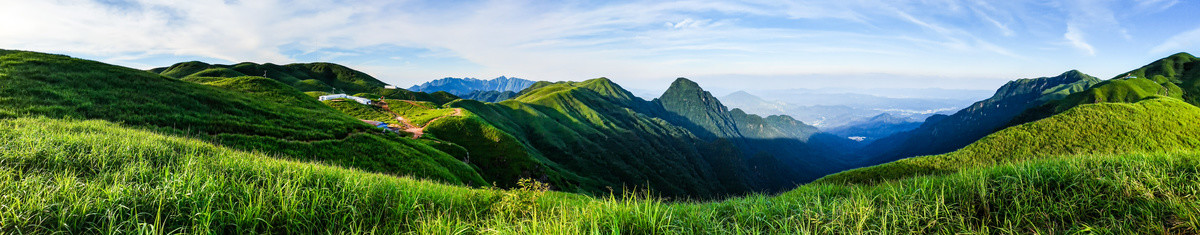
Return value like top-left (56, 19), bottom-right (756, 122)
top-left (380, 100), bottom-right (463, 139)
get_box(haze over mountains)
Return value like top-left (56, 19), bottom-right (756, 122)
top-left (719, 88), bottom-right (978, 129)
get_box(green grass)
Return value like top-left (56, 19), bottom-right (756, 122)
top-left (821, 97), bottom-right (1200, 185)
top-left (323, 99), bottom-right (398, 125)
top-left (5, 49), bottom-right (1200, 233)
top-left (385, 100), bottom-right (456, 127)
top-left (452, 79), bottom-right (763, 198)
top-left (0, 49), bottom-right (484, 186)
top-left (2, 117), bottom-right (1196, 233)
top-left (1024, 53), bottom-right (1197, 120)
top-left (153, 60), bottom-right (458, 105)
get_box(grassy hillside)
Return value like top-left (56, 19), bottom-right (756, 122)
top-left (1017, 53), bottom-right (1200, 123)
top-left (859, 70), bottom-right (1100, 166)
top-left (819, 97), bottom-right (1200, 185)
top-left (655, 77), bottom-right (852, 183)
top-left (153, 61), bottom-right (457, 105)
top-left (462, 90), bottom-right (518, 102)
top-left (3, 117), bottom-right (1196, 233)
top-left (320, 96), bottom-right (554, 190)
top-left (453, 79), bottom-right (761, 197)
top-left (0, 49), bottom-right (484, 186)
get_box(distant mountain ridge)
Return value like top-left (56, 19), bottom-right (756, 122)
top-left (719, 89), bottom-right (964, 128)
top-left (856, 70), bottom-right (1101, 166)
top-left (827, 113), bottom-right (921, 143)
top-left (408, 76), bottom-right (536, 96)
top-left (653, 78), bottom-right (854, 182)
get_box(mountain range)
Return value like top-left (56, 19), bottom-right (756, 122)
top-left (408, 76), bottom-right (536, 97)
top-left (854, 70), bottom-right (1101, 166)
top-left (5, 49), bottom-right (1200, 233)
top-left (719, 89), bottom-right (966, 128)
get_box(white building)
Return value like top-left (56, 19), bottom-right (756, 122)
top-left (384, 85), bottom-right (398, 89)
top-left (319, 94), bottom-right (373, 105)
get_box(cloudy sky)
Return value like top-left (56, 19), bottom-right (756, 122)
top-left (1, 0), bottom-right (1197, 92)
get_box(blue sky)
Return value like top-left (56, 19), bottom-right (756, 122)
top-left (1, 0), bottom-right (1198, 92)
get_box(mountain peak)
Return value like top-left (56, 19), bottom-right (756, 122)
top-left (1060, 69), bottom-right (1083, 77)
top-left (579, 77), bottom-right (637, 102)
top-left (1169, 52), bottom-right (1196, 60)
top-left (669, 77), bottom-right (702, 90)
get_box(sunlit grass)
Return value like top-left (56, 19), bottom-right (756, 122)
top-left (2, 117), bottom-right (1197, 233)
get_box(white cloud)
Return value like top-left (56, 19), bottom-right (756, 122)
top-left (1064, 24), bottom-right (1096, 55)
top-left (0, 0), bottom-right (1187, 90)
top-left (1152, 26), bottom-right (1200, 54)
top-left (1134, 0), bottom-right (1179, 12)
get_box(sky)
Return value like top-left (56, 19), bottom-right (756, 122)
top-left (2, 0), bottom-right (1199, 93)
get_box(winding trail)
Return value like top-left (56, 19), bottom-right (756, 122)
top-left (380, 100), bottom-right (463, 139)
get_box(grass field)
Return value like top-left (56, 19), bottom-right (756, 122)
top-left (821, 97), bottom-right (1200, 185)
top-left (0, 49), bottom-right (485, 186)
top-left (1, 117), bottom-right (1196, 233)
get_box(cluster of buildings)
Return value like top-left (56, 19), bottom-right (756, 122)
top-left (318, 94), bottom-right (373, 105)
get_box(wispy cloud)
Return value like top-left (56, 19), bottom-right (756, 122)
top-left (1152, 26), bottom-right (1200, 54)
top-left (1065, 25), bottom-right (1096, 55)
top-left (1134, 0), bottom-right (1180, 12)
top-left (0, 0), bottom-right (1192, 90)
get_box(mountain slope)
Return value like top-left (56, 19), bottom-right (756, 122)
top-left (153, 61), bottom-right (458, 105)
top-left (656, 78), bottom-right (745, 140)
top-left (409, 76), bottom-right (536, 96)
top-left (654, 78), bottom-right (853, 182)
top-left (461, 90), bottom-right (518, 102)
top-left (1015, 53), bottom-right (1200, 124)
top-left (820, 97), bottom-right (1200, 185)
top-left (857, 70), bottom-right (1100, 166)
top-left (0, 49), bottom-right (484, 185)
top-left (444, 78), bottom-right (764, 197)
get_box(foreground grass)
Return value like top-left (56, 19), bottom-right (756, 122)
top-left (2, 117), bottom-right (1197, 233)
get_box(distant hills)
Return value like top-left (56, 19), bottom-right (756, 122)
top-left (826, 113), bottom-right (921, 143)
top-left (408, 76), bottom-right (536, 97)
top-left (719, 89), bottom-right (967, 128)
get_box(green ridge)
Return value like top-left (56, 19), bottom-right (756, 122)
top-left (860, 70), bottom-right (1101, 166)
top-left (151, 61), bottom-right (457, 105)
top-left (821, 97), bottom-right (1200, 185)
top-left (0, 49), bottom-right (484, 186)
top-left (1027, 53), bottom-right (1199, 119)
